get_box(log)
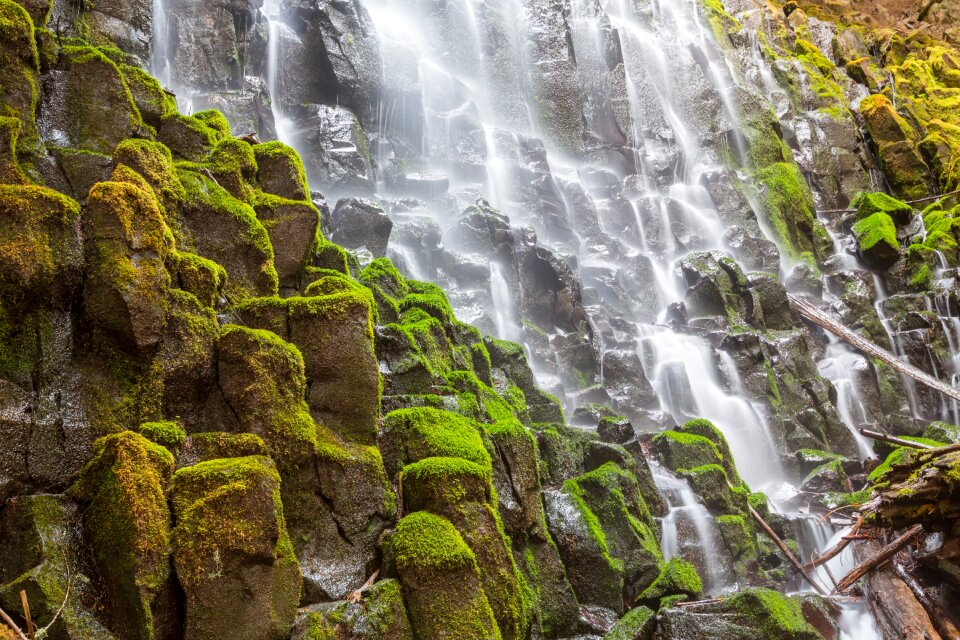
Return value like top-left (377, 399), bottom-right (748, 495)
top-left (834, 525), bottom-right (924, 593)
top-left (894, 557), bottom-right (960, 640)
top-left (804, 516), bottom-right (864, 572)
top-left (789, 294), bottom-right (960, 404)
top-left (749, 505), bottom-right (828, 596)
top-left (859, 428), bottom-right (935, 450)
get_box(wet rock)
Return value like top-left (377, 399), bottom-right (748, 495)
top-left (853, 212), bottom-right (900, 269)
top-left (723, 226), bottom-right (780, 273)
top-left (290, 104), bottom-right (375, 196)
top-left (69, 431), bottom-right (175, 640)
top-left (859, 94), bottom-right (932, 200)
top-left (254, 140), bottom-right (310, 201)
top-left (85, 0), bottom-right (152, 61)
top-left (82, 181), bottom-right (172, 353)
top-left (280, 0), bottom-right (383, 116)
top-left (171, 456), bottom-right (301, 640)
top-left (163, 0), bottom-right (253, 92)
top-left (190, 77), bottom-right (277, 140)
top-left (252, 196), bottom-right (320, 288)
top-left (56, 148), bottom-right (114, 201)
top-left (331, 197), bottom-right (392, 257)
top-left (389, 511), bottom-right (501, 640)
top-left (157, 114), bottom-right (217, 162)
top-left (38, 46), bottom-right (141, 154)
top-left (291, 579), bottom-right (413, 640)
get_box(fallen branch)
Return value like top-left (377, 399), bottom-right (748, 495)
top-left (817, 188), bottom-right (960, 215)
top-left (894, 556), bottom-right (960, 640)
top-left (347, 569), bottom-right (380, 605)
top-left (0, 606), bottom-right (30, 640)
top-left (749, 505), bottom-right (827, 596)
top-left (804, 516), bottom-right (864, 572)
top-left (789, 294), bottom-right (960, 404)
top-left (35, 549), bottom-right (72, 640)
top-left (859, 428), bottom-right (934, 450)
top-left (674, 597), bottom-right (723, 607)
top-left (834, 525), bottom-right (924, 593)
top-left (18, 592), bottom-right (33, 640)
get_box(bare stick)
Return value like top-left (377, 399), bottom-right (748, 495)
top-left (749, 505), bottom-right (827, 596)
top-left (35, 549), bottom-right (72, 640)
top-left (804, 516), bottom-right (864, 572)
top-left (834, 524), bottom-right (924, 593)
top-left (859, 428), bottom-right (934, 449)
top-left (817, 188), bottom-right (960, 215)
top-left (347, 569), bottom-right (380, 604)
top-left (0, 606), bottom-right (30, 640)
top-left (18, 592), bottom-right (33, 640)
top-left (893, 556), bottom-right (960, 640)
top-left (790, 294), bottom-right (960, 404)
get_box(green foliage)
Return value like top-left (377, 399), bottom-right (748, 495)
top-left (137, 421), bottom-right (186, 449)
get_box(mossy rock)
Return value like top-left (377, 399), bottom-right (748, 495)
top-left (206, 137), bottom-right (257, 199)
top-left (82, 180), bottom-right (173, 352)
top-left (380, 407), bottom-right (492, 481)
top-left (603, 605), bottom-right (655, 640)
top-left (678, 464), bottom-right (746, 516)
top-left (290, 579), bottom-right (413, 640)
top-left (46, 46), bottom-right (142, 154)
top-left (0, 184), bottom-right (81, 308)
top-left (251, 192), bottom-right (321, 289)
top-left (859, 94), bottom-right (932, 200)
top-left (69, 431), bottom-right (174, 640)
top-left (171, 455), bottom-right (302, 640)
top-left (853, 211), bottom-right (900, 269)
top-left (401, 455), bottom-right (530, 640)
top-left (178, 432), bottom-right (268, 467)
top-left (176, 168), bottom-right (278, 298)
top-left (165, 250), bottom-right (226, 308)
top-left (676, 418), bottom-right (743, 485)
top-left (924, 421), bottom-right (960, 444)
top-left (390, 511), bottom-right (502, 640)
top-left (157, 113), bottom-right (216, 161)
top-left (216, 323), bottom-right (316, 454)
top-left (653, 430), bottom-right (723, 473)
top-left (56, 147), bottom-right (113, 201)
top-left (852, 191), bottom-right (913, 225)
top-left (113, 139), bottom-right (185, 214)
top-left (0, 0), bottom-right (41, 155)
top-left (636, 557), bottom-right (702, 609)
top-left (754, 162), bottom-right (818, 259)
top-left (193, 109), bottom-right (231, 137)
top-left (119, 64), bottom-right (176, 127)
top-left (254, 140), bottom-right (311, 201)
top-left (656, 587), bottom-right (823, 639)
top-left (137, 420), bottom-right (186, 450)
top-left (0, 494), bottom-right (117, 639)
top-left (0, 116), bottom-right (26, 184)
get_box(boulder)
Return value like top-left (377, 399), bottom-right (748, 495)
top-left (291, 579), bottom-right (413, 640)
top-left (289, 104), bottom-right (375, 196)
top-left (853, 211), bottom-right (900, 269)
top-left (331, 197), bottom-right (392, 257)
top-left (171, 456), bottom-right (302, 640)
top-left (252, 195), bottom-right (320, 288)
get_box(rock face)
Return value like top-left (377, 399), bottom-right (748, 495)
top-left (4, 0), bottom-right (960, 638)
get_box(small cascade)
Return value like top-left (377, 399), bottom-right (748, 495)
top-left (651, 463), bottom-right (732, 595)
top-left (489, 261), bottom-right (521, 341)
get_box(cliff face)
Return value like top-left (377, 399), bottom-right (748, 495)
top-left (0, 0), bottom-right (959, 639)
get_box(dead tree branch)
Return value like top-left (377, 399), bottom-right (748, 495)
top-left (749, 505), bottom-right (828, 596)
top-left (834, 525), bottom-right (924, 593)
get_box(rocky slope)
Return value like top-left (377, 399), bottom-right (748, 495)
top-left (1, 0), bottom-right (960, 639)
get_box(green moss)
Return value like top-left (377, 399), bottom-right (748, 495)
top-left (137, 420), bottom-right (186, 449)
top-left (654, 430), bottom-right (723, 471)
top-left (192, 109), bottom-right (231, 137)
top-left (113, 139), bottom-right (186, 214)
top-left (720, 588), bottom-right (820, 638)
top-left (253, 140), bottom-right (310, 202)
top-left (867, 436), bottom-right (946, 485)
top-left (381, 407), bottom-right (492, 478)
top-left (207, 137), bottom-right (258, 198)
top-left (402, 456), bottom-right (492, 510)
top-left (853, 211), bottom-right (899, 265)
top-left (604, 605), bottom-right (655, 640)
top-left (391, 511), bottom-right (501, 639)
top-left (68, 431), bottom-right (174, 639)
top-left (311, 242), bottom-right (350, 275)
top-left (852, 191), bottom-right (913, 222)
top-left (637, 557), bottom-right (702, 606)
top-left (166, 250), bottom-right (227, 308)
top-left (158, 113), bottom-right (217, 161)
top-left (754, 162), bottom-right (817, 258)
top-left (119, 64), bottom-right (176, 125)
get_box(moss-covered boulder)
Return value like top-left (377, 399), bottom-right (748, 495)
top-left (165, 250), bottom-right (226, 308)
top-left (635, 557), bottom-right (702, 609)
top-left (853, 211), bottom-right (900, 269)
top-left (69, 431), bottom-right (175, 640)
top-left (754, 162), bottom-right (819, 259)
top-left (290, 578), bottom-right (413, 640)
top-left (0, 0), bottom-right (40, 156)
top-left (402, 456), bottom-right (530, 640)
top-left (546, 462), bottom-right (662, 612)
top-left (255, 140), bottom-right (311, 202)
top-left (655, 587), bottom-right (824, 639)
top-left (390, 511), bottom-right (502, 640)
top-left (171, 455), bottom-right (301, 640)
top-left (176, 168), bottom-right (278, 298)
top-left (113, 139), bottom-right (185, 214)
top-left (38, 45), bottom-right (141, 154)
top-left (0, 184), bottom-right (82, 308)
top-left (251, 193), bottom-right (320, 289)
top-left (0, 494), bottom-right (117, 639)
top-left (603, 605), bottom-right (655, 640)
top-left (852, 191), bottom-right (914, 225)
top-left (157, 113), bottom-right (217, 161)
top-left (119, 64), bottom-right (176, 128)
top-left (380, 407), bottom-right (492, 480)
top-left (0, 116), bottom-right (26, 184)
top-left (653, 430), bottom-right (723, 472)
top-left (82, 180), bottom-right (172, 352)
top-left (859, 94), bottom-right (932, 200)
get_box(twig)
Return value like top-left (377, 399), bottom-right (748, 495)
top-left (0, 606), bottom-right (30, 640)
top-left (674, 597), bottom-right (723, 607)
top-left (35, 549), bottom-right (72, 640)
top-left (893, 555), bottom-right (960, 640)
top-left (804, 516), bottom-right (864, 572)
top-left (858, 428), bottom-right (934, 450)
top-left (749, 505), bottom-right (828, 596)
top-left (834, 524), bottom-right (924, 593)
top-left (817, 188), bottom-right (960, 215)
top-left (347, 569), bottom-right (380, 604)
top-left (817, 504), bottom-right (861, 525)
top-left (19, 592), bottom-right (33, 640)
